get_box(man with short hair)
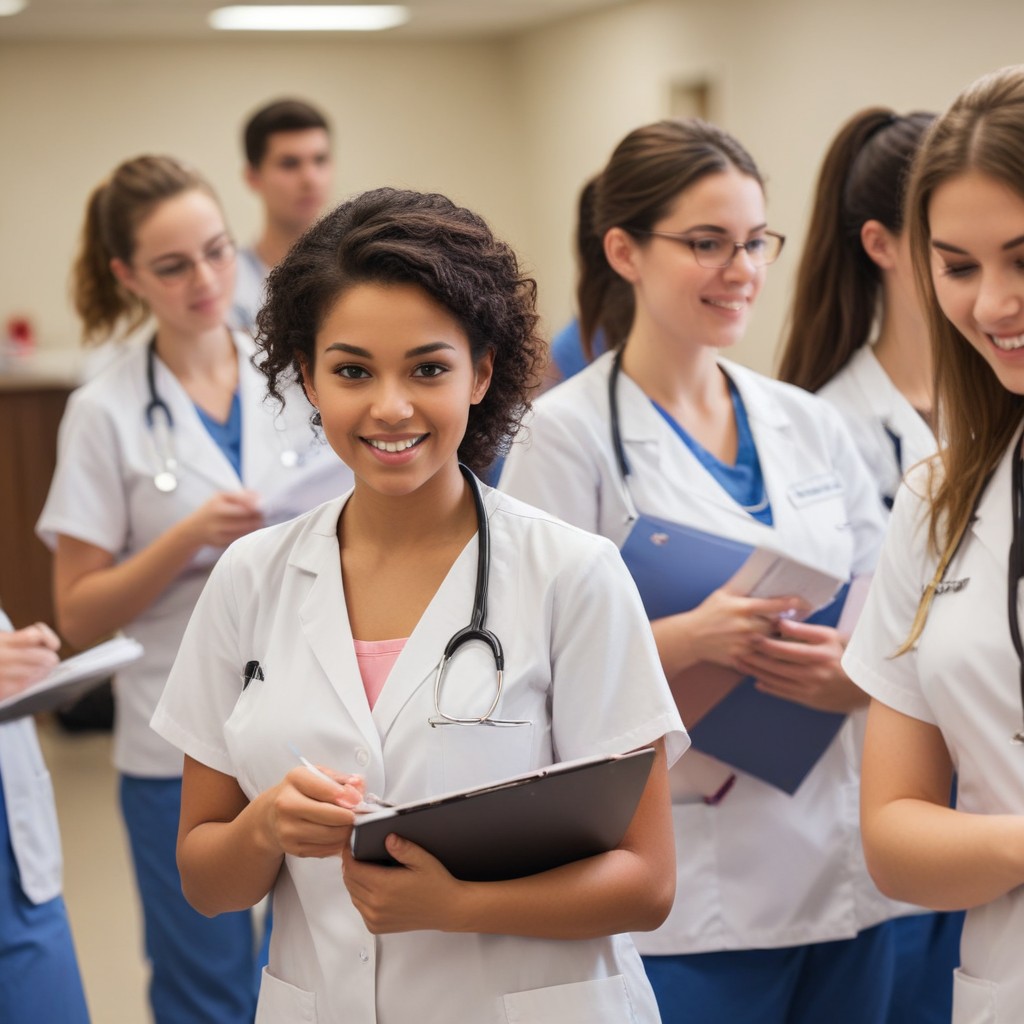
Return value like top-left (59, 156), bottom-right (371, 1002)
top-left (231, 98), bottom-right (334, 332)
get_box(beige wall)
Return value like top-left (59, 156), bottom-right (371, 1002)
top-left (511, 0), bottom-right (1024, 372)
top-left (3, 2), bottom-right (1024, 371)
top-left (0, 38), bottom-right (521, 348)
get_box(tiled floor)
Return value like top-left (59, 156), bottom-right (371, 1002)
top-left (37, 719), bottom-right (150, 1023)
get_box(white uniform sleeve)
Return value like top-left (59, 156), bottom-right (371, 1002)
top-left (548, 536), bottom-right (689, 767)
top-left (150, 545), bottom-right (244, 776)
top-left (500, 400), bottom-right (606, 534)
top-left (36, 393), bottom-right (128, 555)
top-left (842, 475), bottom-right (938, 725)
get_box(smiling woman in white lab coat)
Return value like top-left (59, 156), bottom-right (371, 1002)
top-left (777, 108), bottom-right (964, 1024)
top-left (500, 119), bottom-right (895, 1024)
top-left (844, 65), bottom-right (1024, 1024)
top-left (36, 155), bottom-right (350, 1024)
top-left (151, 187), bottom-right (687, 1024)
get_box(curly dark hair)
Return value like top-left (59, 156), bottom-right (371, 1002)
top-left (256, 187), bottom-right (545, 474)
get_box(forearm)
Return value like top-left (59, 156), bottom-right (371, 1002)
top-left (448, 846), bottom-right (673, 940)
top-left (178, 791), bottom-right (285, 916)
top-left (650, 611), bottom-right (703, 678)
top-left (56, 523), bottom-right (203, 646)
top-left (863, 799), bottom-right (1024, 910)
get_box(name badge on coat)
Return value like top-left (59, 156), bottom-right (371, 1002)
top-left (787, 473), bottom-right (844, 508)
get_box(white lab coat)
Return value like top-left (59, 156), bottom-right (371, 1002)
top-left (0, 611), bottom-right (62, 904)
top-left (500, 351), bottom-right (891, 952)
top-left (37, 331), bottom-right (352, 777)
top-left (818, 345), bottom-right (936, 510)
top-left (844, 444), bottom-right (1024, 1024)
top-left (151, 484), bottom-right (688, 1024)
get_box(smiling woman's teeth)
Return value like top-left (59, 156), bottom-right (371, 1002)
top-left (706, 299), bottom-right (744, 311)
top-left (991, 334), bottom-right (1024, 351)
top-left (367, 437), bottom-right (421, 452)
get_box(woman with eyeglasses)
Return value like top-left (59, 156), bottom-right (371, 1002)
top-left (36, 154), bottom-right (350, 1024)
top-left (778, 108), bottom-right (963, 1024)
top-left (500, 118), bottom-right (894, 1024)
top-left (844, 65), bottom-right (1024, 1024)
top-left (149, 186), bottom-right (686, 1024)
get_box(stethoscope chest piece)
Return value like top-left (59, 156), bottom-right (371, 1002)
top-left (153, 468), bottom-right (178, 493)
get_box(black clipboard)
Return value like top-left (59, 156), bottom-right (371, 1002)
top-left (350, 747), bottom-right (655, 882)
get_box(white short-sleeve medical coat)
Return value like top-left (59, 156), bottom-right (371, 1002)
top-left (37, 331), bottom-right (352, 777)
top-left (844, 443), bottom-right (1024, 1023)
top-left (500, 351), bottom-right (892, 952)
top-left (151, 484), bottom-right (688, 1024)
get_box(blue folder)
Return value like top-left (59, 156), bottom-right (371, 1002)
top-left (619, 513), bottom-right (848, 794)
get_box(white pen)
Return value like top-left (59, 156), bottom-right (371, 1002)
top-left (288, 744), bottom-right (392, 813)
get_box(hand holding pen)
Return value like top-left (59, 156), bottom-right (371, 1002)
top-left (289, 744), bottom-right (393, 814)
top-left (0, 622), bottom-right (61, 699)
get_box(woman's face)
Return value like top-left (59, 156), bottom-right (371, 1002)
top-left (301, 281), bottom-right (492, 499)
top-left (615, 166), bottom-right (768, 351)
top-left (929, 170), bottom-right (1024, 394)
top-left (113, 188), bottom-right (236, 336)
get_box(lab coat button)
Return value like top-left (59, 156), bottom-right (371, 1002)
top-left (359, 947), bottom-right (370, 963)
top-left (354, 748), bottom-right (370, 767)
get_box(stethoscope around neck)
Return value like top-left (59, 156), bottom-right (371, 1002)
top-left (144, 335), bottom-right (301, 493)
top-left (428, 464), bottom-right (527, 728)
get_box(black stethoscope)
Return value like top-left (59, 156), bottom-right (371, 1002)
top-left (144, 335), bottom-right (301, 493)
top-left (608, 349), bottom-right (767, 518)
top-left (428, 464), bottom-right (526, 727)
top-left (1008, 429), bottom-right (1024, 743)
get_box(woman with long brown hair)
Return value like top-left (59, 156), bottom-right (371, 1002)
top-left (778, 109), bottom-right (935, 511)
top-left (845, 65), bottom-right (1024, 1024)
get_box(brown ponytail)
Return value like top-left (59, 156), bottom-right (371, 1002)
top-left (71, 155), bottom-right (218, 344)
top-left (777, 108), bottom-right (934, 392)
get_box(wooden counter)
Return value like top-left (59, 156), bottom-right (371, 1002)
top-left (0, 352), bottom-right (81, 629)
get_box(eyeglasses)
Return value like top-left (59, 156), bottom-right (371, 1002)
top-left (142, 237), bottom-right (237, 286)
top-left (632, 229), bottom-right (785, 269)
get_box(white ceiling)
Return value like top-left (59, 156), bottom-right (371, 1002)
top-left (0, 0), bottom-right (632, 40)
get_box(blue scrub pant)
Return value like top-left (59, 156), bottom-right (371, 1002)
top-left (120, 775), bottom-right (266, 1024)
top-left (0, 778), bottom-right (90, 1023)
top-left (886, 911), bottom-right (964, 1024)
top-left (643, 922), bottom-right (895, 1024)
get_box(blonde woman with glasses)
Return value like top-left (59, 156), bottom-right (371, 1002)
top-left (36, 155), bottom-right (350, 1024)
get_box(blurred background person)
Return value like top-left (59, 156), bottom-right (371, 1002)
top-left (231, 98), bottom-right (334, 333)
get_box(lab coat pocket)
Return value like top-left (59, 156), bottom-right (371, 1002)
top-left (951, 968), bottom-right (998, 1024)
top-left (502, 974), bottom-right (636, 1024)
top-left (255, 967), bottom-right (317, 1024)
top-left (431, 722), bottom-right (534, 794)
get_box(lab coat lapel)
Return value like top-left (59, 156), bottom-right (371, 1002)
top-left (615, 362), bottom-right (750, 524)
top-left (968, 440), bottom-right (1014, 570)
top-left (369, 506), bottom-right (483, 741)
top-left (291, 504), bottom-right (380, 748)
top-left (150, 346), bottom-right (240, 492)
top-left (851, 347), bottom-right (936, 471)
